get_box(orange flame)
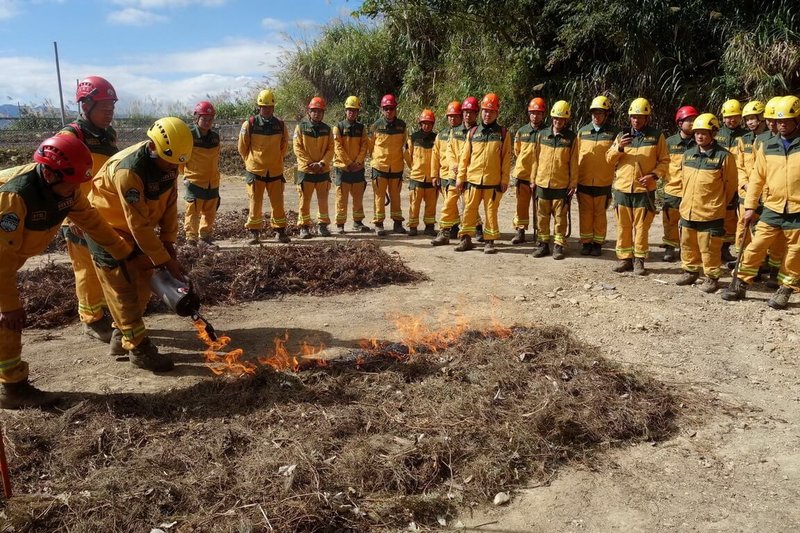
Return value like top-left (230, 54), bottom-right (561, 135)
top-left (193, 320), bottom-right (257, 377)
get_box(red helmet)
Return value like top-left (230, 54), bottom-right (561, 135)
top-left (446, 101), bottom-right (462, 116)
top-left (75, 76), bottom-right (117, 103)
top-left (419, 109), bottom-right (436, 123)
top-left (308, 96), bottom-right (326, 110)
top-left (528, 97), bottom-right (547, 112)
top-left (380, 94), bottom-right (397, 108)
top-left (34, 135), bottom-right (93, 184)
top-left (675, 105), bottom-right (700, 124)
top-left (462, 96), bottom-right (479, 112)
top-left (481, 93), bottom-right (500, 111)
top-left (193, 100), bottom-right (215, 116)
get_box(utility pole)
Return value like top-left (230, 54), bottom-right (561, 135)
top-left (53, 41), bottom-right (66, 126)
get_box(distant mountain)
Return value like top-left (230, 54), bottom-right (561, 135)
top-left (0, 104), bottom-right (20, 118)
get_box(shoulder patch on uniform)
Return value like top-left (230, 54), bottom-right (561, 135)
top-left (240, 125), bottom-right (248, 136)
top-left (0, 212), bottom-right (20, 232)
top-left (124, 188), bottom-right (141, 204)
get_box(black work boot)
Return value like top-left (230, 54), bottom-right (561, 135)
top-left (454, 235), bottom-right (474, 252)
top-left (423, 224), bottom-right (436, 236)
top-left (374, 222), bottom-right (387, 237)
top-left (591, 242), bottom-right (603, 256)
top-left (0, 380), bottom-right (61, 410)
top-left (247, 230), bottom-right (260, 245)
top-left (699, 277), bottom-right (720, 293)
top-left (721, 243), bottom-right (736, 262)
top-left (393, 220), bottom-right (407, 234)
top-left (83, 315), bottom-right (113, 343)
top-left (767, 286), bottom-right (793, 310)
top-left (431, 231), bottom-right (450, 246)
top-left (108, 328), bottom-right (128, 357)
top-left (275, 227), bottom-right (291, 243)
top-left (511, 229), bottom-right (526, 245)
top-left (766, 267), bottom-right (780, 289)
top-left (475, 224), bottom-right (485, 243)
top-left (532, 242), bottom-right (550, 258)
top-left (129, 338), bottom-right (174, 372)
top-left (675, 271), bottom-right (700, 286)
top-left (200, 236), bottom-right (219, 249)
top-left (449, 223), bottom-right (460, 239)
top-left (721, 279), bottom-right (747, 301)
top-left (552, 244), bottom-right (565, 260)
top-left (299, 226), bottom-right (312, 239)
top-left (408, 226), bottom-right (419, 236)
top-left (580, 243), bottom-right (592, 256)
top-left (613, 258), bottom-right (634, 273)
top-left (354, 221), bottom-right (371, 232)
top-left (484, 241), bottom-right (497, 254)
top-left (318, 223), bottom-right (331, 237)
top-left (633, 258), bottom-right (647, 276)
top-left (336, 224), bottom-right (346, 235)
top-left (663, 245), bottom-right (677, 262)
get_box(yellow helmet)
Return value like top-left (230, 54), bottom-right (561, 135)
top-left (628, 97), bottom-right (651, 116)
top-left (590, 96), bottom-right (611, 111)
top-left (344, 95), bottom-right (361, 110)
top-left (763, 97), bottom-right (783, 120)
top-left (774, 95), bottom-right (800, 119)
top-left (721, 99), bottom-right (742, 117)
top-left (550, 100), bottom-right (571, 119)
top-left (147, 117), bottom-right (193, 165)
top-left (691, 113), bottom-right (720, 132)
top-left (257, 89), bottom-right (275, 107)
top-left (742, 100), bottom-right (765, 117)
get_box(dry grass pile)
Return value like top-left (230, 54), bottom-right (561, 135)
top-left (1, 326), bottom-right (699, 532)
top-left (19, 242), bottom-right (424, 328)
top-left (181, 209), bottom-right (301, 242)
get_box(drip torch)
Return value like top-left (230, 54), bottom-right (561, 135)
top-left (149, 268), bottom-right (218, 341)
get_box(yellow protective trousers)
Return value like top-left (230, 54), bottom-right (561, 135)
top-left (661, 194), bottom-right (681, 249)
top-left (184, 198), bottom-right (218, 240)
top-left (577, 190), bottom-right (610, 244)
top-left (94, 262), bottom-right (153, 351)
top-left (613, 191), bottom-right (656, 259)
top-left (735, 204), bottom-right (787, 268)
top-left (513, 180), bottom-right (533, 229)
top-left (723, 204), bottom-right (738, 244)
top-left (372, 175), bottom-right (404, 224)
top-left (408, 183), bottom-right (438, 228)
top-left (64, 228), bottom-right (107, 324)
top-left (536, 198), bottom-right (568, 246)
top-left (680, 224), bottom-right (723, 279)
top-left (438, 181), bottom-right (461, 229)
top-left (297, 180), bottom-right (331, 226)
top-left (245, 177), bottom-right (287, 230)
top-left (459, 186), bottom-right (503, 241)
top-left (335, 182), bottom-right (367, 224)
top-left (736, 219), bottom-right (800, 289)
top-left (0, 326), bottom-right (26, 384)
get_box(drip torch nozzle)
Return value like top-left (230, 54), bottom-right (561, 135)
top-left (193, 313), bottom-right (218, 341)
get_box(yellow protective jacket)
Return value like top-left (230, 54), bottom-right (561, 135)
top-left (293, 119), bottom-right (334, 179)
top-left (679, 143), bottom-right (738, 222)
top-left (735, 131), bottom-right (762, 197)
top-left (607, 126), bottom-right (670, 193)
top-left (448, 123), bottom-right (474, 177)
top-left (513, 123), bottom-right (545, 183)
top-left (717, 125), bottom-right (747, 152)
top-left (58, 118), bottom-right (119, 196)
top-left (745, 135), bottom-right (800, 214)
top-left (89, 141), bottom-right (179, 266)
top-left (0, 164), bottom-right (132, 312)
top-left (369, 117), bottom-right (407, 174)
top-left (532, 126), bottom-right (578, 190)
top-left (238, 114), bottom-right (288, 178)
top-left (457, 121), bottom-right (511, 187)
top-left (179, 125), bottom-right (221, 200)
top-left (432, 125), bottom-right (454, 180)
top-left (663, 132), bottom-right (695, 198)
top-left (406, 129), bottom-right (436, 182)
top-left (576, 123), bottom-right (618, 188)
top-left (332, 119), bottom-right (368, 169)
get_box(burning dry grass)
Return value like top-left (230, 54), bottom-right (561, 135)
top-left (19, 242), bottom-right (425, 328)
top-left (1, 326), bottom-right (701, 532)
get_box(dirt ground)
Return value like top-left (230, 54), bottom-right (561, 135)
top-left (5, 173), bottom-right (800, 532)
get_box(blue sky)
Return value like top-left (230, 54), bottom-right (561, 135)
top-left (0, 0), bottom-right (362, 113)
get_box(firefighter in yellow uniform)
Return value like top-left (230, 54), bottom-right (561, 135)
top-left (332, 96), bottom-right (370, 233)
top-left (369, 94), bottom-right (407, 236)
top-left (88, 117), bottom-right (193, 371)
top-left (531, 100), bottom-right (578, 260)
top-left (0, 136), bottom-right (133, 409)
top-left (405, 109), bottom-right (438, 236)
top-left (430, 100), bottom-right (460, 243)
top-left (181, 100), bottom-right (221, 247)
top-left (432, 96), bottom-right (480, 245)
top-left (57, 76), bottom-right (119, 343)
top-left (238, 89), bottom-right (290, 244)
top-left (455, 93), bottom-right (511, 254)
top-left (510, 97), bottom-right (547, 245)
top-left (575, 95), bottom-right (619, 256)
top-left (717, 99), bottom-right (748, 261)
top-left (723, 95), bottom-right (800, 310)
top-left (733, 101), bottom-right (767, 259)
top-left (293, 97), bottom-right (335, 239)
top-left (661, 105), bottom-right (699, 262)
top-left (607, 98), bottom-right (670, 275)
top-left (675, 114), bottom-right (738, 293)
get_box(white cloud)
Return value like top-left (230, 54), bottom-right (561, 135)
top-left (261, 17), bottom-right (288, 30)
top-left (112, 0), bottom-right (228, 7)
top-left (107, 7), bottom-right (167, 26)
top-left (0, 0), bottom-right (20, 20)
